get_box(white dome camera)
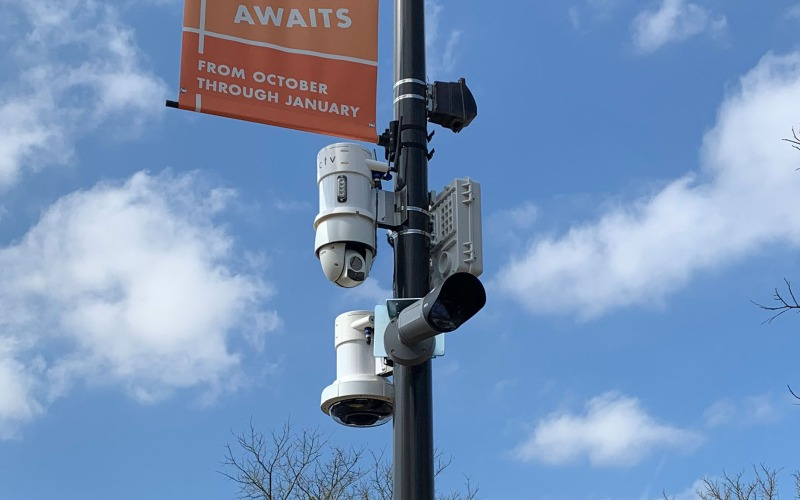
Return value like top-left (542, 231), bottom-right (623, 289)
top-left (314, 143), bottom-right (378, 288)
top-left (321, 311), bottom-right (393, 428)
top-left (318, 242), bottom-right (374, 288)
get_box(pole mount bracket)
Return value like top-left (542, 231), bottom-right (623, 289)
top-left (377, 187), bottom-right (407, 229)
top-left (384, 320), bottom-right (435, 366)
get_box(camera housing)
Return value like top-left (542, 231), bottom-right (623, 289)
top-left (383, 273), bottom-right (487, 366)
top-left (321, 311), bottom-right (394, 427)
top-left (317, 242), bottom-right (374, 288)
top-left (314, 143), bottom-right (377, 288)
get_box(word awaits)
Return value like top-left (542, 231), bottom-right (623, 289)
top-left (234, 6), bottom-right (352, 28)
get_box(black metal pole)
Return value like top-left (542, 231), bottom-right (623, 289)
top-left (392, 0), bottom-right (434, 499)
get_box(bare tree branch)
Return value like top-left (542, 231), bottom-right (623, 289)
top-left (785, 385), bottom-right (800, 406)
top-left (355, 449), bottom-right (392, 500)
top-left (221, 419), bottom-right (479, 500)
top-left (753, 464), bottom-right (779, 499)
top-left (784, 127), bottom-right (800, 154)
top-left (794, 470), bottom-right (800, 500)
top-left (688, 465), bottom-right (783, 500)
top-left (751, 279), bottom-right (800, 324)
top-left (438, 475), bottom-right (480, 500)
top-left (435, 450), bottom-right (454, 478)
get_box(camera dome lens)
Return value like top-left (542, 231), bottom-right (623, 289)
top-left (330, 398), bottom-right (393, 427)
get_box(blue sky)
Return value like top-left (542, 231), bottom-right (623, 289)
top-left (1, 0), bottom-right (800, 499)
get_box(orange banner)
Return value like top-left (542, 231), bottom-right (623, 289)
top-left (178, 0), bottom-right (378, 142)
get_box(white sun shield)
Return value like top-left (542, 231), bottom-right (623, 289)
top-left (429, 178), bottom-right (483, 289)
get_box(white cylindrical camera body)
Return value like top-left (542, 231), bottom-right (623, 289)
top-left (321, 311), bottom-right (394, 428)
top-left (314, 143), bottom-right (377, 288)
top-left (334, 311), bottom-right (378, 381)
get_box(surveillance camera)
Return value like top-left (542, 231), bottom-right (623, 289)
top-left (318, 242), bottom-right (375, 288)
top-left (383, 273), bottom-right (486, 366)
top-left (321, 311), bottom-right (394, 428)
top-left (314, 143), bottom-right (378, 288)
top-left (321, 378), bottom-right (393, 427)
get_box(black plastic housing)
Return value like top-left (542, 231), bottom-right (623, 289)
top-left (428, 79), bottom-right (477, 133)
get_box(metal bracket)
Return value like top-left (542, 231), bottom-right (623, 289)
top-left (376, 187), bottom-right (407, 229)
top-left (426, 83), bottom-right (435, 112)
top-left (384, 320), bottom-right (434, 366)
top-left (386, 298), bottom-right (418, 317)
top-left (374, 300), bottom-right (445, 360)
top-left (396, 229), bottom-right (432, 239)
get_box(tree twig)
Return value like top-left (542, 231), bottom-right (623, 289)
top-left (787, 385), bottom-right (800, 405)
top-left (752, 279), bottom-right (800, 324)
top-left (785, 127), bottom-right (800, 152)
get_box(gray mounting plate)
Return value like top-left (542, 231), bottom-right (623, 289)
top-left (374, 299), bottom-right (445, 359)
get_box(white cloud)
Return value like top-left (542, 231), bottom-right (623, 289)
top-left (0, 349), bottom-right (44, 440)
top-left (425, 0), bottom-right (462, 79)
top-left (505, 202), bottom-right (540, 229)
top-left (488, 202), bottom-right (542, 248)
top-left (496, 52), bottom-right (800, 318)
top-left (703, 400), bottom-right (736, 428)
top-left (662, 479), bottom-right (706, 500)
top-left (274, 199), bottom-right (313, 213)
top-left (632, 0), bottom-right (727, 53)
top-left (704, 395), bottom-right (782, 428)
top-left (569, 0), bottom-right (629, 31)
top-left (514, 392), bottom-right (701, 467)
top-left (569, 6), bottom-right (583, 30)
top-left (787, 4), bottom-right (800, 20)
top-left (492, 378), bottom-right (518, 397)
top-left (0, 0), bottom-right (168, 189)
top-left (339, 278), bottom-right (393, 306)
top-left (587, 0), bottom-right (625, 13)
top-left (0, 171), bottom-right (279, 438)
